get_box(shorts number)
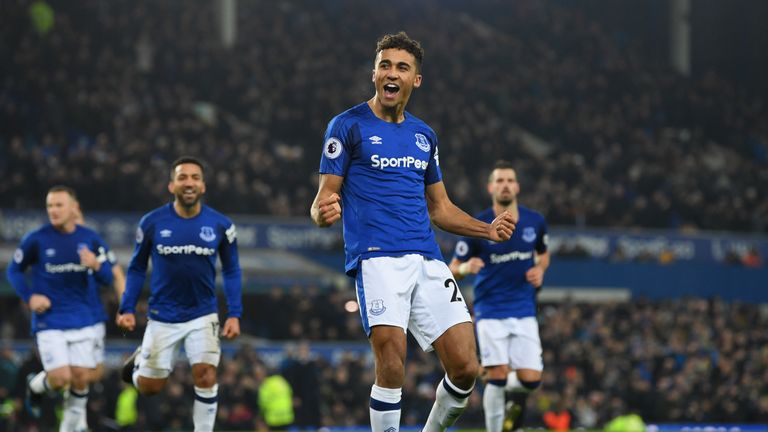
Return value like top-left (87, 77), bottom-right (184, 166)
top-left (444, 279), bottom-right (462, 302)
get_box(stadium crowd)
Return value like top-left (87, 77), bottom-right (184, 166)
top-left (1, 290), bottom-right (767, 430)
top-left (2, 0), bottom-right (767, 232)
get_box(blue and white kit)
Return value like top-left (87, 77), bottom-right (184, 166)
top-left (119, 203), bottom-right (242, 375)
top-left (7, 224), bottom-right (114, 370)
top-left (119, 203), bottom-right (242, 323)
top-left (320, 102), bottom-right (470, 349)
top-left (453, 205), bottom-right (548, 368)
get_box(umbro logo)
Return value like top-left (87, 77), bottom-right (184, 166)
top-left (160, 229), bottom-right (172, 238)
top-left (369, 135), bottom-right (383, 145)
top-left (45, 248), bottom-right (56, 257)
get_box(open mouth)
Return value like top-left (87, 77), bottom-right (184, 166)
top-left (383, 83), bottom-right (400, 96)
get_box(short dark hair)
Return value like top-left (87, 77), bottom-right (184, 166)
top-left (47, 185), bottom-right (77, 200)
top-left (493, 160), bottom-right (515, 171)
top-left (376, 31), bottom-right (424, 70)
top-left (489, 160), bottom-right (516, 182)
top-left (170, 156), bottom-right (205, 180)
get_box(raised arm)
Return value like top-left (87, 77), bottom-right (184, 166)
top-left (425, 181), bottom-right (516, 241)
top-left (310, 174), bottom-right (344, 228)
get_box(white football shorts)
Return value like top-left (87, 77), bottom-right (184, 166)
top-left (36, 326), bottom-right (98, 371)
top-left (356, 254), bottom-right (472, 352)
top-left (136, 313), bottom-right (221, 379)
top-left (476, 316), bottom-right (543, 371)
top-left (85, 322), bottom-right (106, 365)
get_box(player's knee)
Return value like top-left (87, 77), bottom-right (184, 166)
top-left (517, 369), bottom-right (542, 385)
top-left (448, 360), bottom-right (480, 389)
top-left (136, 377), bottom-right (166, 395)
top-left (47, 375), bottom-right (70, 390)
top-left (46, 369), bottom-right (72, 390)
top-left (90, 364), bottom-right (105, 382)
top-left (373, 339), bottom-right (406, 375)
top-left (376, 351), bottom-right (405, 377)
top-left (192, 364), bottom-right (217, 388)
top-left (520, 379), bottom-right (541, 392)
top-left (70, 371), bottom-right (90, 389)
top-left (193, 371), bottom-right (217, 388)
top-left (483, 365), bottom-right (510, 382)
top-left (70, 367), bottom-right (94, 389)
top-left (138, 386), bottom-right (162, 396)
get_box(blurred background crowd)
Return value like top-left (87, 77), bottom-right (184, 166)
top-left (1, 0), bottom-right (767, 430)
top-left (2, 292), bottom-right (767, 430)
top-left (2, 0), bottom-right (767, 231)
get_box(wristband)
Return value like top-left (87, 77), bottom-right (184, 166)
top-left (458, 262), bottom-right (471, 276)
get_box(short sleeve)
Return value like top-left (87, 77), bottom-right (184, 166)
top-left (319, 116), bottom-right (353, 177)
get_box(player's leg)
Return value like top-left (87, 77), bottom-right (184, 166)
top-left (134, 373), bottom-right (167, 394)
top-left (369, 325), bottom-right (408, 431)
top-left (29, 365), bottom-right (70, 391)
top-left (26, 366), bottom-right (64, 419)
top-left (504, 317), bottom-right (544, 431)
top-left (476, 318), bottom-right (513, 432)
top-left (90, 363), bottom-right (105, 382)
top-left (27, 330), bottom-right (71, 417)
top-left (410, 258), bottom-right (477, 432)
top-left (484, 364), bottom-right (511, 432)
top-left (186, 313), bottom-right (222, 432)
top-left (356, 255), bottom-right (418, 432)
top-left (503, 368), bottom-right (541, 432)
top-left (88, 322), bottom-right (106, 382)
top-left (190, 363), bottom-right (218, 432)
top-left (76, 322), bottom-right (105, 431)
top-left (60, 366), bottom-right (92, 432)
top-left (130, 320), bottom-right (183, 395)
top-left (60, 329), bottom-right (97, 432)
top-left (121, 346), bottom-right (141, 384)
top-left (423, 322), bottom-right (480, 432)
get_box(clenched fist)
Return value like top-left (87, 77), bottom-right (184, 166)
top-left (315, 193), bottom-right (342, 227)
top-left (29, 294), bottom-right (51, 314)
top-left (116, 313), bottom-right (136, 332)
top-left (489, 211), bottom-right (516, 242)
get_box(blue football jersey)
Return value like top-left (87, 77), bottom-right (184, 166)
top-left (453, 206), bottom-right (548, 319)
top-left (120, 203), bottom-right (242, 323)
top-left (319, 102), bottom-right (444, 275)
top-left (6, 224), bottom-right (114, 333)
